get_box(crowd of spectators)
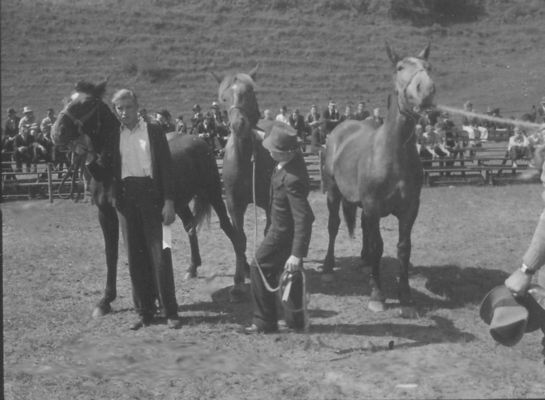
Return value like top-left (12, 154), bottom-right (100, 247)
top-left (2, 97), bottom-right (544, 173)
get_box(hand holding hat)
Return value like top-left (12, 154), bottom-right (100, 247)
top-left (480, 284), bottom-right (545, 346)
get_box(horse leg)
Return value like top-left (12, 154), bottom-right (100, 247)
top-left (226, 199), bottom-right (249, 302)
top-left (209, 188), bottom-right (244, 278)
top-left (363, 213), bottom-right (386, 312)
top-left (360, 211), bottom-right (371, 267)
top-left (322, 185), bottom-right (341, 281)
top-left (92, 202), bottom-right (119, 318)
top-left (396, 201), bottom-right (419, 307)
top-left (177, 205), bottom-right (201, 280)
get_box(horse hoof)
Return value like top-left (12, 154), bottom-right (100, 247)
top-left (368, 300), bottom-right (386, 313)
top-left (229, 286), bottom-right (247, 303)
top-left (184, 270), bottom-right (197, 280)
top-left (321, 273), bottom-right (334, 283)
top-left (92, 304), bottom-right (112, 318)
top-left (398, 306), bottom-right (419, 319)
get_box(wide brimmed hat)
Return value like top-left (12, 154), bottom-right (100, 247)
top-left (480, 284), bottom-right (545, 346)
top-left (263, 121), bottom-right (298, 153)
top-left (23, 106), bottom-right (33, 114)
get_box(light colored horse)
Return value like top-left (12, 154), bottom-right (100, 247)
top-left (212, 66), bottom-right (275, 302)
top-left (321, 43), bottom-right (435, 312)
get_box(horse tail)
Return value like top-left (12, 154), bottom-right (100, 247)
top-left (342, 200), bottom-right (357, 239)
top-left (191, 148), bottom-right (220, 228)
top-left (192, 194), bottom-right (212, 228)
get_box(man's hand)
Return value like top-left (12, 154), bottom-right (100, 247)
top-left (505, 268), bottom-right (532, 296)
top-left (162, 199), bottom-right (175, 225)
top-left (284, 255), bottom-right (302, 273)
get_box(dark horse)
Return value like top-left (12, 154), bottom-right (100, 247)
top-left (321, 43), bottom-right (435, 313)
top-left (52, 80), bottom-right (239, 317)
top-left (212, 66), bottom-right (275, 301)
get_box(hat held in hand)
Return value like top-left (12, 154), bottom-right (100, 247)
top-left (480, 284), bottom-right (545, 346)
top-left (263, 121), bottom-right (298, 153)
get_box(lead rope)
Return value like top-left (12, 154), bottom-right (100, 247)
top-left (250, 147), bottom-right (309, 323)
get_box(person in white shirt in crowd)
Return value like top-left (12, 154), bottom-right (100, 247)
top-left (507, 126), bottom-right (531, 168)
top-left (275, 105), bottom-right (290, 124)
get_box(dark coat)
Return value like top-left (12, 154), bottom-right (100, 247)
top-left (112, 121), bottom-right (175, 206)
top-left (263, 152), bottom-right (314, 261)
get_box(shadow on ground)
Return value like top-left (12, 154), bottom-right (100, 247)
top-left (305, 256), bottom-right (508, 309)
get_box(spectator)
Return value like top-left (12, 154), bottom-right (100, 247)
top-left (353, 101), bottom-right (370, 121)
top-left (528, 128), bottom-right (545, 160)
top-left (433, 123), bottom-right (451, 160)
top-left (263, 109), bottom-right (275, 121)
top-left (288, 108), bottom-right (307, 152)
top-left (444, 118), bottom-right (465, 164)
top-left (507, 126), bottom-right (530, 168)
top-left (211, 101), bottom-right (229, 146)
top-left (40, 108), bottom-right (56, 137)
top-left (199, 112), bottom-right (222, 156)
top-left (276, 105), bottom-right (290, 124)
top-left (4, 108), bottom-right (20, 139)
top-left (306, 104), bottom-right (322, 154)
top-left (14, 124), bottom-right (34, 172)
top-left (175, 114), bottom-right (187, 135)
top-left (18, 106), bottom-right (36, 132)
top-left (322, 100), bottom-right (340, 139)
top-left (156, 109), bottom-right (175, 133)
top-left (138, 108), bottom-right (151, 123)
top-left (32, 123), bottom-right (52, 171)
top-left (190, 104), bottom-right (204, 135)
top-left (339, 104), bottom-right (354, 123)
top-left (462, 101), bottom-right (479, 127)
top-left (366, 107), bottom-right (384, 128)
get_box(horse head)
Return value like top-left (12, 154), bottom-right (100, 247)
top-left (212, 65), bottom-right (260, 141)
top-left (386, 42), bottom-right (436, 116)
top-left (53, 80), bottom-right (118, 159)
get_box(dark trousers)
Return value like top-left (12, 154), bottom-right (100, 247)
top-left (118, 177), bottom-right (178, 319)
top-left (250, 232), bottom-right (305, 330)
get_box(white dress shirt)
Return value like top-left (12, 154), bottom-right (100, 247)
top-left (119, 120), bottom-right (153, 178)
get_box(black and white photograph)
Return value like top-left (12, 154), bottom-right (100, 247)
top-left (2, 0), bottom-right (545, 398)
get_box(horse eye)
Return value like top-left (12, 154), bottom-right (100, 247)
top-left (397, 65), bottom-right (403, 71)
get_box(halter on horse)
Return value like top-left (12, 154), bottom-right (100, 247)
top-left (53, 80), bottom-right (240, 317)
top-left (213, 66), bottom-right (275, 302)
top-left (321, 43), bottom-right (435, 313)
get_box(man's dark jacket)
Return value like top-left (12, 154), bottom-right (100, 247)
top-left (267, 152), bottom-right (314, 259)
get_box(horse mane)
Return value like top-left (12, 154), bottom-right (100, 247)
top-left (74, 80), bottom-right (107, 98)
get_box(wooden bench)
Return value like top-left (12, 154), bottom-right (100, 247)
top-left (1, 163), bottom-right (54, 202)
top-left (423, 165), bottom-right (486, 186)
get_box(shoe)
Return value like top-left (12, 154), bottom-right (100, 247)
top-left (129, 316), bottom-right (152, 331)
top-left (243, 323), bottom-right (278, 335)
top-left (167, 317), bottom-right (182, 329)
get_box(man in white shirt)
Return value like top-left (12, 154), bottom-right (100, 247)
top-left (112, 88), bottom-right (180, 330)
top-left (507, 126), bottom-right (530, 168)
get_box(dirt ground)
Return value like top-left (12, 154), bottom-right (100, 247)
top-left (3, 183), bottom-right (545, 399)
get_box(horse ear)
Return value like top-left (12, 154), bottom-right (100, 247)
top-left (95, 80), bottom-right (108, 98)
top-left (211, 71), bottom-right (222, 84)
top-left (385, 41), bottom-right (400, 66)
top-left (248, 64), bottom-right (259, 81)
top-left (417, 42), bottom-right (431, 60)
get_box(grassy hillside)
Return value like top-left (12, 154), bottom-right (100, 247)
top-left (1, 0), bottom-right (544, 124)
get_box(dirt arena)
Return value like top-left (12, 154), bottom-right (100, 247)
top-left (3, 182), bottom-right (545, 399)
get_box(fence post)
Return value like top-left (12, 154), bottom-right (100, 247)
top-left (47, 163), bottom-right (53, 203)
